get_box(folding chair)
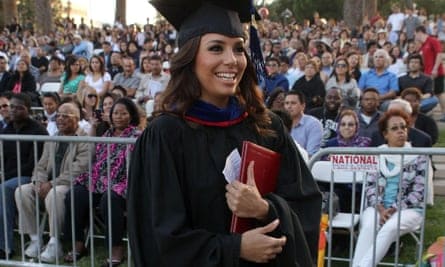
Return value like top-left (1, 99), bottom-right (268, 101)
top-left (311, 160), bottom-right (366, 265)
top-left (311, 160), bottom-right (366, 235)
top-left (39, 82), bottom-right (61, 94)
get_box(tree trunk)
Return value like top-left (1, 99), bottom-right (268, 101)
top-left (34, 0), bottom-right (52, 34)
top-left (343, 0), bottom-right (363, 29)
top-left (115, 0), bottom-right (126, 25)
top-left (343, 0), bottom-right (378, 29)
top-left (2, 0), bottom-right (18, 27)
top-left (365, 0), bottom-right (378, 20)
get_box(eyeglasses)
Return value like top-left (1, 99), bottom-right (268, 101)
top-left (0, 104), bottom-right (9, 109)
top-left (335, 63), bottom-right (347, 68)
top-left (387, 124), bottom-right (408, 132)
top-left (9, 104), bottom-right (26, 111)
top-left (340, 122), bottom-right (355, 127)
top-left (266, 63), bottom-right (278, 67)
top-left (87, 94), bottom-right (98, 99)
top-left (55, 113), bottom-right (77, 119)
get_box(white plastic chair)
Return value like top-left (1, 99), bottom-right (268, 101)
top-left (39, 82), bottom-right (61, 94)
top-left (311, 161), bottom-right (365, 234)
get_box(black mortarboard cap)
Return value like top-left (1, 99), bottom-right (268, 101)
top-left (150, 0), bottom-right (254, 47)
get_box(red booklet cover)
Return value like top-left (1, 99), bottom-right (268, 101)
top-left (230, 141), bottom-right (281, 234)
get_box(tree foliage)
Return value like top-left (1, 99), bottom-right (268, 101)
top-left (266, 0), bottom-right (445, 27)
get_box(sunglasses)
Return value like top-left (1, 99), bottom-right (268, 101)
top-left (87, 94), bottom-right (98, 99)
top-left (340, 122), bottom-right (355, 127)
top-left (335, 63), bottom-right (347, 68)
top-left (387, 124), bottom-right (408, 132)
top-left (0, 104), bottom-right (9, 109)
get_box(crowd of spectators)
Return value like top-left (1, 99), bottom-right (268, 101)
top-left (0, 2), bottom-right (442, 265)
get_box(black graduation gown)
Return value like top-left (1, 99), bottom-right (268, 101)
top-left (127, 112), bottom-right (322, 267)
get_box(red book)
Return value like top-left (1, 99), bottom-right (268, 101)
top-left (230, 141), bottom-right (281, 234)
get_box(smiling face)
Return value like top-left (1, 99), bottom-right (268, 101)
top-left (194, 33), bottom-right (247, 108)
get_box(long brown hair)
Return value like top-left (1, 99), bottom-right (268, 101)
top-left (159, 35), bottom-right (272, 135)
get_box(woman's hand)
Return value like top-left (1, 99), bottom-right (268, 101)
top-left (377, 204), bottom-right (396, 225)
top-left (226, 161), bottom-right (269, 220)
top-left (240, 219), bottom-right (287, 263)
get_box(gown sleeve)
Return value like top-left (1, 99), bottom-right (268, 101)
top-left (127, 116), bottom-right (242, 267)
top-left (260, 113), bottom-right (322, 264)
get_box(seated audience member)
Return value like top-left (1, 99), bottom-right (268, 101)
top-left (326, 56), bottom-right (360, 108)
top-left (291, 59), bottom-right (326, 111)
top-left (358, 49), bottom-right (399, 108)
top-left (110, 85), bottom-right (127, 98)
top-left (322, 109), bottom-right (371, 212)
top-left (357, 87), bottom-right (381, 138)
top-left (108, 51), bottom-right (123, 79)
top-left (401, 87), bottom-right (438, 145)
top-left (308, 87), bottom-right (343, 147)
top-left (5, 59), bottom-right (40, 106)
top-left (112, 57), bottom-right (140, 98)
top-left (271, 109), bottom-right (309, 163)
top-left (266, 87), bottom-right (286, 111)
top-left (0, 56), bottom-right (11, 90)
top-left (77, 86), bottom-right (98, 135)
top-left (262, 57), bottom-right (289, 97)
top-left (136, 55), bottom-right (170, 105)
top-left (370, 99), bottom-right (432, 147)
top-left (15, 102), bottom-right (90, 262)
top-left (279, 55), bottom-right (299, 89)
top-left (285, 90), bottom-right (323, 157)
top-left (398, 53), bottom-right (438, 113)
top-left (41, 92), bottom-right (61, 136)
top-left (0, 93), bottom-right (11, 129)
top-left (63, 98), bottom-right (140, 265)
top-left (352, 109), bottom-right (426, 267)
top-left (58, 56), bottom-right (85, 98)
top-left (38, 56), bottom-right (64, 86)
top-left (0, 93), bottom-right (47, 258)
top-left (90, 92), bottom-right (119, 136)
top-left (82, 55), bottom-right (112, 98)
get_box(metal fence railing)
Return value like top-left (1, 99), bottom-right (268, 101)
top-left (0, 135), bottom-right (444, 267)
top-left (0, 134), bottom-right (136, 267)
top-left (309, 147), bottom-right (445, 267)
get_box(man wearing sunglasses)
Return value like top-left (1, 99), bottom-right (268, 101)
top-left (15, 102), bottom-right (90, 262)
top-left (262, 57), bottom-right (289, 96)
top-left (0, 93), bottom-right (48, 259)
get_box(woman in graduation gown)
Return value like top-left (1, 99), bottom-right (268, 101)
top-left (127, 1), bottom-right (322, 266)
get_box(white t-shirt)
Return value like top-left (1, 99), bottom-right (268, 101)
top-left (85, 72), bottom-right (111, 95)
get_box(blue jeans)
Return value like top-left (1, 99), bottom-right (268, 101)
top-left (420, 96), bottom-right (439, 114)
top-left (0, 176), bottom-right (31, 253)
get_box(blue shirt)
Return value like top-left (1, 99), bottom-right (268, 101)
top-left (290, 114), bottom-right (323, 156)
top-left (358, 69), bottom-right (399, 95)
top-left (72, 41), bottom-right (92, 60)
top-left (263, 74), bottom-right (289, 95)
top-left (383, 162), bottom-right (399, 208)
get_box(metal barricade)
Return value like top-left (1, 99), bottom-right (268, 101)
top-left (0, 134), bottom-right (136, 267)
top-left (309, 147), bottom-right (445, 267)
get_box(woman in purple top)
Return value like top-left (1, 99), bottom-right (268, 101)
top-left (63, 97), bottom-right (140, 266)
top-left (321, 109), bottom-right (371, 213)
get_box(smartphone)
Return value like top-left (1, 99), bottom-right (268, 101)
top-left (94, 109), bottom-right (103, 121)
